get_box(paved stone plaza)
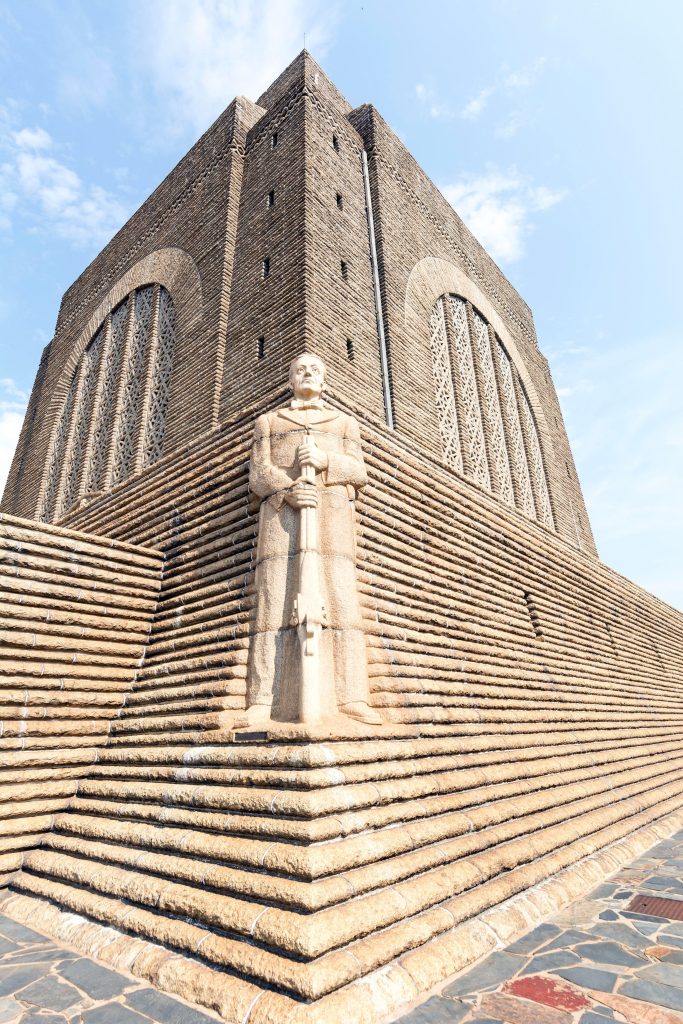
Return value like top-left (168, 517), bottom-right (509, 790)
top-left (0, 916), bottom-right (219, 1023)
top-left (398, 828), bottom-right (683, 1023)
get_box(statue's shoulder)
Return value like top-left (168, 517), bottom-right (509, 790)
top-left (338, 410), bottom-right (362, 437)
top-left (253, 410), bottom-right (278, 436)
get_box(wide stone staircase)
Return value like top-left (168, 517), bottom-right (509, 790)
top-left (0, 513), bottom-right (163, 886)
top-left (7, 718), bottom-right (683, 1021)
top-left (5, 419), bottom-right (683, 1021)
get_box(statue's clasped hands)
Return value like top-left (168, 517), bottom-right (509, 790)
top-left (285, 480), bottom-right (317, 509)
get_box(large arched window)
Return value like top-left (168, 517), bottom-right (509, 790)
top-left (41, 284), bottom-right (176, 523)
top-left (429, 293), bottom-right (554, 529)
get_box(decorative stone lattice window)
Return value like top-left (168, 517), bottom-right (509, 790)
top-left (40, 284), bottom-right (177, 523)
top-left (429, 293), bottom-right (555, 529)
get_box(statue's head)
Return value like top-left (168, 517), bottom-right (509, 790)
top-left (289, 352), bottom-right (327, 401)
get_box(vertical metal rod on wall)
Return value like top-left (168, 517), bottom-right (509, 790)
top-left (362, 150), bottom-right (394, 430)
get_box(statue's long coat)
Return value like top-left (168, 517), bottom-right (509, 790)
top-left (247, 403), bottom-right (369, 718)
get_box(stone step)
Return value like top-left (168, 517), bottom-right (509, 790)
top-left (43, 832), bottom-right (344, 910)
top-left (74, 750), bottom-right (683, 824)
top-left (50, 766), bottom-right (683, 898)
top-left (104, 730), bottom-right (216, 748)
top-left (128, 666), bottom-right (246, 694)
top-left (119, 692), bottom-right (238, 716)
top-left (81, 738), bottom-right (683, 790)
top-left (0, 734), bottom-right (113, 751)
top-left (15, 789), bottom-right (683, 1003)
top-left (0, 601), bottom-right (152, 645)
top-left (109, 713), bottom-right (224, 736)
top-left (91, 724), bottom-right (683, 768)
top-left (80, 741), bottom-right (683, 827)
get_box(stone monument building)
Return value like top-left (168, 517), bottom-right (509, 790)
top-left (2, 52), bottom-right (683, 1023)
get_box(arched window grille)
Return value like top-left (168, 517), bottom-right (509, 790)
top-left (428, 293), bottom-right (555, 530)
top-left (40, 284), bottom-right (177, 523)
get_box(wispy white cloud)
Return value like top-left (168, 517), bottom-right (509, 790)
top-left (460, 57), bottom-right (547, 124)
top-left (0, 116), bottom-right (129, 248)
top-left (442, 168), bottom-right (566, 263)
top-left (136, 0), bottom-right (337, 134)
top-left (495, 110), bottom-right (529, 139)
top-left (461, 86), bottom-right (495, 121)
top-left (503, 58), bottom-right (547, 90)
top-left (0, 175), bottom-right (17, 232)
top-left (12, 127), bottom-right (51, 150)
top-left (0, 377), bottom-right (28, 498)
top-left (415, 82), bottom-right (456, 120)
top-left (0, 378), bottom-right (28, 402)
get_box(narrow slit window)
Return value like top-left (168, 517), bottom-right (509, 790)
top-left (336, 192), bottom-right (343, 210)
top-left (258, 337), bottom-right (265, 360)
top-left (267, 189), bottom-right (275, 208)
top-left (523, 591), bottom-right (543, 639)
top-left (262, 257), bottom-right (270, 279)
top-left (332, 133), bottom-right (339, 152)
top-left (340, 260), bottom-right (348, 280)
top-left (271, 132), bottom-right (278, 148)
top-left (346, 338), bottom-right (355, 361)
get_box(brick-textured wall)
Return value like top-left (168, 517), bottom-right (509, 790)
top-left (0, 513), bottom-right (161, 883)
top-left (2, 52), bottom-right (596, 560)
top-left (59, 398), bottom-right (683, 723)
top-left (301, 76), bottom-right (386, 420)
top-left (220, 77), bottom-right (308, 415)
top-left (348, 101), bottom-right (595, 553)
top-left (220, 53), bottom-right (385, 423)
top-left (7, 398), bottom-right (680, 1020)
top-left (1, 345), bottom-right (51, 515)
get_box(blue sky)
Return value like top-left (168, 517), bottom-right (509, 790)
top-left (1, 0), bottom-right (681, 610)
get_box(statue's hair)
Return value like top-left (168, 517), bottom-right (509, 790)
top-left (288, 352), bottom-right (327, 385)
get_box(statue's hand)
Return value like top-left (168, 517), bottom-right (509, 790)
top-left (298, 440), bottom-right (329, 471)
top-left (284, 480), bottom-right (318, 509)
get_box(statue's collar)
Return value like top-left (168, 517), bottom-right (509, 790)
top-left (277, 402), bottom-right (340, 426)
top-left (290, 397), bottom-right (325, 410)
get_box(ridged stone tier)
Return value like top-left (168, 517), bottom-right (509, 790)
top-left (4, 733), bottom-right (683, 1022)
top-left (0, 514), bottom-right (162, 885)
top-left (3, 402), bottom-right (683, 1020)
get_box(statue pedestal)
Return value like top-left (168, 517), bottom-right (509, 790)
top-left (226, 713), bottom-right (411, 743)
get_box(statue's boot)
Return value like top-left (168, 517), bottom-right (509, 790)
top-left (243, 703), bottom-right (271, 726)
top-left (340, 701), bottom-right (382, 725)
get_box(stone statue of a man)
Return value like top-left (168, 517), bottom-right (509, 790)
top-left (245, 352), bottom-right (381, 727)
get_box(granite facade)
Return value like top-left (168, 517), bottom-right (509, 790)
top-left (0, 49), bottom-right (680, 1024)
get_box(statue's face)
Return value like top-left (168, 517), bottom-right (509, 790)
top-left (290, 354), bottom-right (326, 400)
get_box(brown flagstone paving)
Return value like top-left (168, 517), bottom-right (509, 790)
top-left (0, 914), bottom-right (220, 1024)
top-left (396, 827), bottom-right (683, 1023)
